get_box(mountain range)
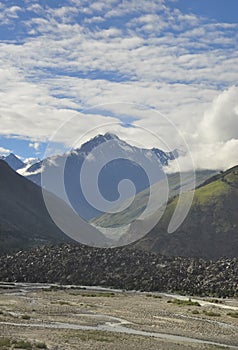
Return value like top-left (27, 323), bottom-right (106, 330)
top-left (2, 134), bottom-right (215, 225)
top-left (18, 133), bottom-right (179, 221)
top-left (0, 133), bottom-right (237, 259)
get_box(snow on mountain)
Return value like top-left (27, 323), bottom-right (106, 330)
top-left (25, 133), bottom-right (177, 176)
top-left (23, 133), bottom-right (179, 221)
top-left (17, 158), bottom-right (41, 176)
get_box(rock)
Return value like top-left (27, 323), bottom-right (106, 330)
top-left (0, 243), bottom-right (237, 297)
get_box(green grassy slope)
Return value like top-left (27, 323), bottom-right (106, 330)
top-left (135, 166), bottom-right (238, 259)
top-left (92, 170), bottom-right (217, 229)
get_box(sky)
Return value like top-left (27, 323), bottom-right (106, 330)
top-left (0, 0), bottom-right (237, 170)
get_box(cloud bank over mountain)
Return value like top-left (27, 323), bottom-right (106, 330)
top-left (0, 0), bottom-right (237, 170)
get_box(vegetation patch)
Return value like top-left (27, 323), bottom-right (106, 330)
top-left (43, 285), bottom-right (64, 292)
top-left (0, 338), bottom-right (11, 347)
top-left (167, 298), bottom-right (201, 307)
top-left (13, 340), bottom-right (33, 349)
top-left (146, 294), bottom-right (162, 299)
top-left (64, 330), bottom-right (115, 343)
top-left (21, 315), bottom-right (31, 320)
top-left (203, 310), bottom-right (221, 317)
top-left (80, 292), bottom-right (115, 298)
top-left (0, 338), bottom-right (47, 349)
top-left (50, 300), bottom-right (72, 306)
top-left (227, 312), bottom-right (238, 318)
top-left (191, 309), bottom-right (200, 314)
top-left (35, 342), bottom-right (47, 349)
top-left (203, 299), bottom-right (223, 304)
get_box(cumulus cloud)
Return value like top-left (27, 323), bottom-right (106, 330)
top-left (199, 86), bottom-right (238, 143)
top-left (167, 87), bottom-right (238, 171)
top-left (194, 86), bottom-right (238, 170)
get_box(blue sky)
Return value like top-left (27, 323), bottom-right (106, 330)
top-left (0, 0), bottom-right (237, 169)
top-left (173, 0), bottom-right (238, 23)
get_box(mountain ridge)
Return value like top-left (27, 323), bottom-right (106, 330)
top-left (25, 132), bottom-right (179, 176)
top-left (21, 133), bottom-right (179, 222)
top-left (0, 153), bottom-right (25, 171)
top-left (135, 165), bottom-right (238, 259)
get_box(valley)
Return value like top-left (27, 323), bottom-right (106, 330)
top-left (0, 283), bottom-right (238, 350)
top-left (0, 136), bottom-right (238, 350)
top-left (0, 0), bottom-right (237, 349)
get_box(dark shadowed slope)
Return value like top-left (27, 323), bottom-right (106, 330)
top-left (0, 160), bottom-right (73, 253)
top-left (135, 166), bottom-right (238, 259)
top-left (0, 160), bottom-right (114, 254)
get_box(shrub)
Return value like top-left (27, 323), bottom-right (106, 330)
top-left (203, 310), bottom-right (221, 317)
top-left (13, 340), bottom-right (32, 349)
top-left (35, 342), bottom-right (47, 349)
top-left (21, 315), bottom-right (31, 320)
top-left (0, 338), bottom-right (11, 347)
top-left (146, 294), bottom-right (162, 299)
top-left (167, 298), bottom-right (200, 307)
top-left (227, 312), bottom-right (238, 318)
top-left (81, 292), bottom-right (115, 298)
top-left (191, 309), bottom-right (200, 314)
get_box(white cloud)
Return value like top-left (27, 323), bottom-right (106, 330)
top-left (26, 4), bottom-right (43, 14)
top-left (0, 0), bottom-right (237, 171)
top-left (0, 4), bottom-right (23, 24)
top-left (0, 147), bottom-right (11, 156)
top-left (199, 86), bottom-right (238, 143)
top-left (6, 6), bottom-right (23, 18)
top-left (167, 87), bottom-right (238, 171)
top-left (24, 157), bottom-right (40, 165)
top-left (29, 142), bottom-right (40, 150)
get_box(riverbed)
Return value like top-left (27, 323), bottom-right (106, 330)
top-left (0, 283), bottom-right (238, 349)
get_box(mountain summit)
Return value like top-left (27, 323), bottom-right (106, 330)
top-left (1, 153), bottom-right (25, 171)
top-left (79, 133), bottom-right (119, 154)
top-left (23, 133), bottom-right (178, 223)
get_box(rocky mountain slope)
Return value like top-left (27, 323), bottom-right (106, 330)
top-left (0, 243), bottom-right (237, 297)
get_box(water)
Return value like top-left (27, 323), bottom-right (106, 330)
top-left (1, 282), bottom-right (238, 349)
top-left (1, 317), bottom-right (238, 349)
